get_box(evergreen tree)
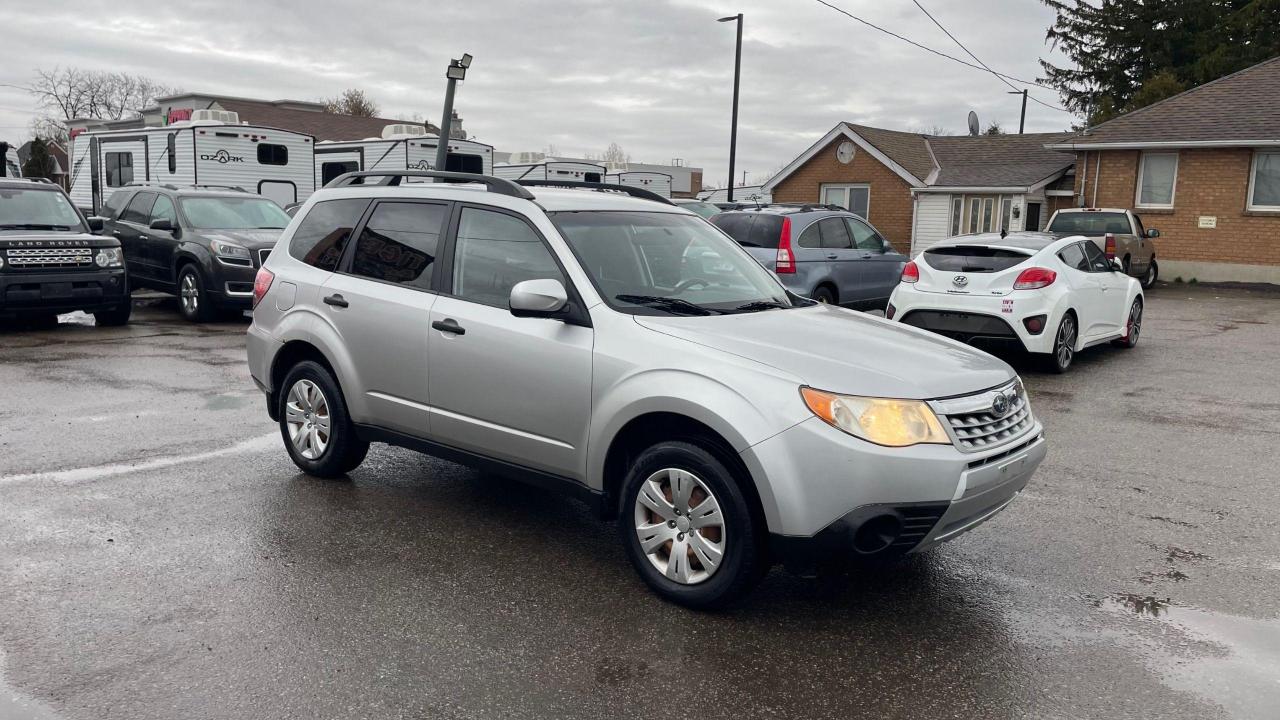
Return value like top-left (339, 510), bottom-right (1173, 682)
top-left (22, 138), bottom-right (55, 181)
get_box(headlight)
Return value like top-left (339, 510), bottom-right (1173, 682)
top-left (209, 239), bottom-right (251, 261)
top-left (94, 248), bottom-right (123, 268)
top-left (800, 387), bottom-right (950, 447)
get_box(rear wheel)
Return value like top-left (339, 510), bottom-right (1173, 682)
top-left (177, 265), bottom-right (215, 323)
top-left (278, 361), bottom-right (369, 478)
top-left (812, 286), bottom-right (836, 305)
top-left (620, 441), bottom-right (766, 609)
top-left (1042, 313), bottom-right (1076, 373)
top-left (1113, 298), bottom-right (1143, 348)
top-left (1141, 259), bottom-right (1158, 289)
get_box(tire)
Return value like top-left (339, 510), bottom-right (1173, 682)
top-left (1141, 259), bottom-right (1158, 289)
top-left (177, 265), bottom-right (216, 323)
top-left (94, 302), bottom-right (132, 327)
top-left (1041, 312), bottom-right (1077, 374)
top-left (1113, 298), bottom-right (1143, 348)
top-left (1121, 256), bottom-right (1132, 275)
top-left (812, 286), bottom-right (836, 305)
top-left (619, 440), bottom-right (766, 610)
top-left (278, 360), bottom-right (369, 478)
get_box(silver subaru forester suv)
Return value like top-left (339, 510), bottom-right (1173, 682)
top-left (246, 171), bottom-right (1046, 608)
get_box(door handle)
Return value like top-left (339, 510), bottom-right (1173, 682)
top-left (432, 318), bottom-right (465, 335)
top-left (323, 293), bottom-right (349, 308)
top-left (139, 235), bottom-right (149, 241)
top-left (826, 253), bottom-right (839, 260)
top-left (860, 253), bottom-right (873, 259)
top-left (111, 230), bottom-right (122, 238)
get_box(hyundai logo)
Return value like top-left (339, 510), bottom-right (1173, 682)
top-left (991, 393), bottom-right (1010, 417)
top-left (952, 275), bottom-right (969, 288)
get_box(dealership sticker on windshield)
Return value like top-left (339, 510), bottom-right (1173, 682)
top-left (1002, 299), bottom-right (1014, 314)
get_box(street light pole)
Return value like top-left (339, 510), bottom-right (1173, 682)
top-left (719, 13), bottom-right (743, 202)
top-left (434, 53), bottom-right (473, 177)
top-left (1008, 89), bottom-right (1027, 134)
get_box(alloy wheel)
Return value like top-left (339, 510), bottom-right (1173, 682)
top-left (285, 379), bottom-right (331, 460)
top-left (180, 273), bottom-right (199, 316)
top-left (634, 468), bottom-right (726, 585)
top-left (1057, 316), bottom-right (1075, 369)
top-left (1127, 301), bottom-right (1143, 344)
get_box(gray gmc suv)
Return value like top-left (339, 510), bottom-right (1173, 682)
top-left (246, 172), bottom-right (1046, 608)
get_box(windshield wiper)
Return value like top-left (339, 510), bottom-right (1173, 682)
top-left (257, 226), bottom-right (285, 229)
top-left (0, 223), bottom-right (74, 230)
top-left (730, 300), bottom-right (788, 313)
top-left (615, 294), bottom-right (717, 316)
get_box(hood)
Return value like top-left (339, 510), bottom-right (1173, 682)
top-left (201, 229), bottom-right (282, 249)
top-left (634, 304), bottom-right (1014, 400)
top-left (0, 231), bottom-right (120, 248)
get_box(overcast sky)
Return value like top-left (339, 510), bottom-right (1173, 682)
top-left (0, 0), bottom-right (1074, 186)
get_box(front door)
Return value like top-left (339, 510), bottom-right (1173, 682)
top-left (145, 194), bottom-right (180, 285)
top-left (1024, 202), bottom-right (1042, 232)
top-left (115, 191), bottom-right (157, 281)
top-left (427, 205), bottom-right (593, 480)
top-left (846, 216), bottom-right (905, 307)
top-left (318, 199), bottom-right (449, 435)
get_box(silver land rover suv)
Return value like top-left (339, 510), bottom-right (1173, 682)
top-left (246, 171), bottom-right (1046, 608)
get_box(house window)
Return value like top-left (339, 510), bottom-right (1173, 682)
top-left (949, 196), bottom-right (962, 236)
top-left (257, 143), bottom-right (288, 165)
top-left (1248, 151), bottom-right (1280, 209)
top-left (1136, 152), bottom-right (1178, 207)
top-left (820, 184), bottom-right (870, 219)
top-left (105, 152), bottom-right (133, 187)
top-left (1000, 196), bottom-right (1013, 231)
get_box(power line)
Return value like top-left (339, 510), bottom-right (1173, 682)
top-left (811, 0), bottom-right (1071, 113)
top-left (910, 0), bottom-right (1068, 113)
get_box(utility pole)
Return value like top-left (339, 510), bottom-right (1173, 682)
top-left (434, 54), bottom-right (473, 177)
top-left (719, 13), bottom-right (743, 202)
top-left (1008, 89), bottom-right (1027, 134)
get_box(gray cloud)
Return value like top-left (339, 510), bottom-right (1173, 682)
top-left (0, 0), bottom-right (1073, 185)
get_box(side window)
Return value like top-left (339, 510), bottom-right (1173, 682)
top-left (1131, 214), bottom-right (1146, 237)
top-left (796, 221), bottom-right (822, 249)
top-left (1058, 243), bottom-right (1087, 271)
top-left (121, 192), bottom-right (155, 224)
top-left (349, 202), bottom-right (448, 289)
top-left (150, 194), bottom-right (177, 226)
top-left (321, 161), bottom-right (360, 186)
top-left (288, 198), bottom-right (371, 272)
top-left (452, 207), bottom-right (565, 308)
top-left (818, 218), bottom-right (851, 249)
top-left (105, 152), bottom-right (134, 187)
top-left (257, 144), bottom-right (288, 165)
top-left (102, 190), bottom-right (131, 219)
top-left (1082, 241), bottom-right (1111, 272)
top-left (846, 217), bottom-right (884, 252)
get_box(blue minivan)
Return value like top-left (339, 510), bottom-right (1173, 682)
top-left (711, 206), bottom-right (907, 310)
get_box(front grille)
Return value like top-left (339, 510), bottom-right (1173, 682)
top-left (932, 380), bottom-right (1034, 452)
top-left (5, 247), bottom-right (94, 268)
top-left (258, 248), bottom-right (271, 266)
top-left (891, 504), bottom-right (948, 550)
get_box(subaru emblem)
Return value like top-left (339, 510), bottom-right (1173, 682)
top-left (952, 275), bottom-right (969, 288)
top-left (991, 393), bottom-right (1010, 417)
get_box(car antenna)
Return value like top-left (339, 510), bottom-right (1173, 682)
top-left (1000, 228), bottom-right (1008, 239)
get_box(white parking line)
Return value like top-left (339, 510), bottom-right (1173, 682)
top-left (0, 433), bottom-right (279, 486)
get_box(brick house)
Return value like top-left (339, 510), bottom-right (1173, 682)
top-left (764, 123), bottom-right (1075, 254)
top-left (1046, 56), bottom-right (1280, 284)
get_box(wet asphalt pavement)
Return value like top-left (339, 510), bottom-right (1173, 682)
top-left (1, 286), bottom-right (1278, 720)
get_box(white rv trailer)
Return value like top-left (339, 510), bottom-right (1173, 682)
top-left (492, 159), bottom-right (607, 183)
top-left (604, 171), bottom-right (673, 198)
top-left (68, 110), bottom-right (316, 214)
top-left (314, 125), bottom-right (494, 187)
top-left (1, 142), bottom-right (20, 178)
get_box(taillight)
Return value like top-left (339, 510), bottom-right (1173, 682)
top-left (1104, 233), bottom-right (1116, 259)
top-left (901, 261), bottom-right (919, 283)
top-left (775, 217), bottom-right (795, 274)
top-left (252, 267), bottom-right (274, 309)
top-left (1013, 267), bottom-right (1057, 290)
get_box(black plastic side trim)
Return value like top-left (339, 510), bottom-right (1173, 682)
top-left (354, 424), bottom-right (605, 514)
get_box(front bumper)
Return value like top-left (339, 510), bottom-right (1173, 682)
top-left (889, 286), bottom-right (1059, 354)
top-left (0, 268), bottom-right (129, 317)
top-left (742, 414), bottom-right (1046, 564)
top-left (208, 259), bottom-right (259, 309)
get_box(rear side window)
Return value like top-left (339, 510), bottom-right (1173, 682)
top-left (102, 190), bottom-right (132, 219)
top-left (745, 215), bottom-right (783, 249)
top-left (1047, 212), bottom-right (1131, 235)
top-left (350, 202), bottom-right (448, 289)
top-left (257, 144), bottom-right (288, 165)
top-left (289, 198), bottom-right (370, 272)
top-left (1058, 243), bottom-right (1088, 271)
top-left (121, 192), bottom-right (155, 224)
top-left (710, 213), bottom-right (754, 244)
top-left (923, 246), bottom-right (1031, 273)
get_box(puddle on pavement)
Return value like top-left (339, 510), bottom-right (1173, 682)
top-left (0, 648), bottom-right (62, 720)
top-left (1096, 594), bottom-right (1280, 719)
top-left (205, 393), bottom-right (255, 410)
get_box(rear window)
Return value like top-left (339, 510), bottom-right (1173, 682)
top-left (1047, 212), bottom-right (1131, 235)
top-left (923, 246), bottom-right (1031, 273)
top-left (710, 213), bottom-right (753, 243)
top-left (710, 213), bottom-right (784, 249)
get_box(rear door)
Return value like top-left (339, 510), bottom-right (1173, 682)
top-left (814, 217), bottom-right (860, 304)
top-left (846, 216), bottom-right (905, 306)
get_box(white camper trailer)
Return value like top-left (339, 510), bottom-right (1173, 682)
top-left (68, 110), bottom-right (316, 213)
top-left (1, 142), bottom-right (20, 178)
top-left (492, 160), bottom-right (607, 183)
top-left (604, 171), bottom-right (673, 198)
top-left (314, 125), bottom-right (494, 187)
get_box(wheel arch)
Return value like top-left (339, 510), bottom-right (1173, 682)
top-left (265, 316), bottom-right (360, 422)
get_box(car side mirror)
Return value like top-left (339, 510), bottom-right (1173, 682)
top-left (1110, 258), bottom-right (1125, 273)
top-left (1146, 228), bottom-right (1160, 239)
top-left (509, 278), bottom-right (568, 318)
top-left (86, 217), bottom-right (104, 233)
top-left (149, 218), bottom-right (174, 232)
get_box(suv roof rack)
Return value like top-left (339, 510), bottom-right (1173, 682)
top-left (513, 179), bottom-right (675, 206)
top-left (325, 170), bottom-right (535, 200)
top-left (123, 182), bottom-right (247, 193)
top-left (1, 177), bottom-right (55, 185)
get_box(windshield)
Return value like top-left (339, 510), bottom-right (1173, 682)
top-left (1047, 212), bottom-right (1131, 235)
top-left (0, 187), bottom-right (86, 232)
top-left (179, 197), bottom-right (291, 230)
top-left (549, 210), bottom-right (795, 316)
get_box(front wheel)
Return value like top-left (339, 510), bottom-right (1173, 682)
top-left (278, 361), bottom-right (369, 478)
top-left (1042, 313), bottom-right (1077, 373)
top-left (94, 302), bottom-right (132, 326)
top-left (177, 266), bottom-right (216, 323)
top-left (1113, 298), bottom-right (1143, 348)
top-left (620, 441), bottom-right (766, 609)
top-left (1141, 259), bottom-right (1158, 289)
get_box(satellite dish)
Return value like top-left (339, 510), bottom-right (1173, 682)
top-left (836, 141), bottom-right (856, 164)
top-left (968, 111), bottom-right (980, 136)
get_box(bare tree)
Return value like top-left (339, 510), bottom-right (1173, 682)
top-left (984, 121), bottom-right (1005, 136)
top-left (322, 88), bottom-right (379, 117)
top-left (600, 142), bottom-right (630, 169)
top-left (29, 67), bottom-right (176, 144)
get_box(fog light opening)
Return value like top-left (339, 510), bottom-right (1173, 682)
top-left (886, 302), bottom-right (897, 320)
top-left (853, 514), bottom-right (902, 554)
top-left (1023, 314), bottom-right (1047, 335)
